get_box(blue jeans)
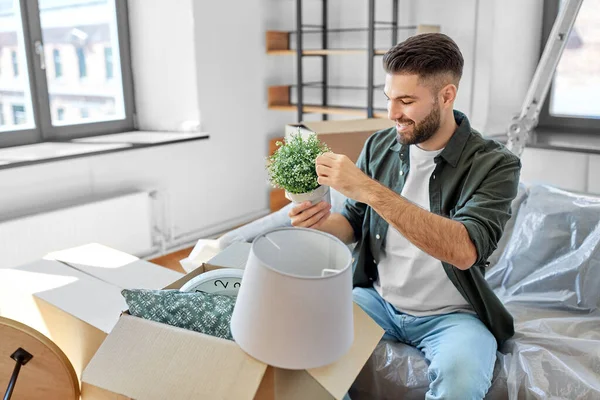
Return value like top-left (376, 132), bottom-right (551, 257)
top-left (351, 287), bottom-right (497, 400)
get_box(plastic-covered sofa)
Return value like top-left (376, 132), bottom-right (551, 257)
top-left (214, 183), bottom-right (600, 399)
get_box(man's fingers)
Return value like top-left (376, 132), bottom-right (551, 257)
top-left (316, 165), bottom-right (330, 177)
top-left (316, 152), bottom-right (339, 166)
top-left (316, 155), bottom-right (332, 167)
top-left (290, 202), bottom-right (330, 227)
top-left (288, 201), bottom-right (312, 217)
top-left (298, 207), bottom-right (330, 229)
top-left (311, 211), bottom-right (331, 229)
top-left (322, 152), bottom-right (338, 160)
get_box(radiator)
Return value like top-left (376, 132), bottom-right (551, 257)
top-left (0, 192), bottom-right (155, 269)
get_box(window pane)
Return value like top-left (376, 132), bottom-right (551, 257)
top-left (0, 0), bottom-right (36, 132)
top-left (39, 0), bottom-right (126, 127)
top-left (549, 0), bottom-right (600, 119)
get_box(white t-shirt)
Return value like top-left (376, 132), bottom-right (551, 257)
top-left (374, 144), bottom-right (473, 316)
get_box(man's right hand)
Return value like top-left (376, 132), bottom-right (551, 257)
top-left (289, 201), bottom-right (332, 229)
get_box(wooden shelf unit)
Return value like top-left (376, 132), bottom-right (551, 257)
top-left (266, 32), bottom-right (388, 55)
top-left (265, 18), bottom-right (440, 121)
top-left (266, 25), bottom-right (441, 56)
top-left (268, 85), bottom-right (388, 118)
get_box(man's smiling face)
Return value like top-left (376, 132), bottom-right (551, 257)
top-left (384, 73), bottom-right (442, 146)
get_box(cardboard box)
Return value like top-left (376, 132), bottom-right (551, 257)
top-left (286, 118), bottom-right (395, 163)
top-left (81, 261), bottom-right (385, 399)
top-left (0, 243), bottom-right (182, 378)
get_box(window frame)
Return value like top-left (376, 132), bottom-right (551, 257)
top-left (538, 0), bottom-right (600, 133)
top-left (0, 0), bottom-right (136, 148)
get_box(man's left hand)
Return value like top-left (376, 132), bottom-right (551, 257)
top-left (316, 152), bottom-right (374, 203)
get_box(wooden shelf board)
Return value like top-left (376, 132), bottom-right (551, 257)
top-left (265, 25), bottom-right (440, 54)
top-left (269, 104), bottom-right (387, 118)
top-left (267, 49), bottom-right (388, 56)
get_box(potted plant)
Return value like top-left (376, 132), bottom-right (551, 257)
top-left (267, 131), bottom-right (331, 205)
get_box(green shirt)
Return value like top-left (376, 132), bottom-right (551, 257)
top-left (341, 110), bottom-right (521, 346)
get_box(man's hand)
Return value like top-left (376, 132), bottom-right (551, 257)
top-left (315, 152), bottom-right (374, 203)
top-left (289, 201), bottom-right (331, 229)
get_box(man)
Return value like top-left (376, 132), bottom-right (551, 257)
top-left (289, 33), bottom-right (521, 399)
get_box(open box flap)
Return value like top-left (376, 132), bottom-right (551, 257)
top-left (307, 303), bottom-right (385, 400)
top-left (45, 243), bottom-right (182, 289)
top-left (82, 314), bottom-right (268, 400)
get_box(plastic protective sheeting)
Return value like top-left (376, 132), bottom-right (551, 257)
top-left (351, 185), bottom-right (600, 399)
top-left (487, 185), bottom-right (600, 312)
top-left (350, 306), bottom-right (600, 399)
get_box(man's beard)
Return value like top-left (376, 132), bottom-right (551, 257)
top-left (395, 101), bottom-right (441, 146)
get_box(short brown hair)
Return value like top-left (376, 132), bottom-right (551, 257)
top-left (383, 33), bottom-right (464, 89)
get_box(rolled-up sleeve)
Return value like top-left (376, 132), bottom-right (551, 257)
top-left (340, 139), bottom-right (371, 243)
top-left (453, 155), bottom-right (521, 266)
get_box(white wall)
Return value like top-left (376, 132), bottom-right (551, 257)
top-left (0, 141), bottom-right (269, 260)
top-left (472, 0), bottom-right (545, 134)
top-left (127, 0), bottom-right (201, 132)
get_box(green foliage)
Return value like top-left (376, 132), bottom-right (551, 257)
top-left (267, 131), bottom-right (330, 194)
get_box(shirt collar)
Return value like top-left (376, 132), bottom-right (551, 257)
top-left (389, 110), bottom-right (471, 168)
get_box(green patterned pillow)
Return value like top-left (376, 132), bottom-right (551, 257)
top-left (121, 289), bottom-right (235, 341)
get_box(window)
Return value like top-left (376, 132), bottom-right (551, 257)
top-left (11, 50), bottom-right (19, 76)
top-left (12, 105), bottom-right (26, 125)
top-left (539, 0), bottom-right (600, 132)
top-left (76, 47), bottom-right (86, 78)
top-left (53, 48), bottom-right (62, 78)
top-left (0, 0), bottom-right (134, 148)
top-left (105, 46), bottom-right (113, 79)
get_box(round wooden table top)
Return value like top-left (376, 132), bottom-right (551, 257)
top-left (0, 317), bottom-right (79, 400)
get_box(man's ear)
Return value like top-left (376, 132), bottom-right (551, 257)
top-left (439, 84), bottom-right (457, 108)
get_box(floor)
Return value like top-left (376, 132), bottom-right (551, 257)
top-left (150, 217), bottom-right (261, 273)
top-left (149, 247), bottom-right (192, 273)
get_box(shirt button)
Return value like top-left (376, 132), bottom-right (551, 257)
top-left (352, 257), bottom-right (355, 263)
top-left (376, 234), bottom-right (381, 239)
top-left (399, 170), bottom-right (404, 176)
top-left (373, 259), bottom-right (378, 264)
top-left (432, 174), bottom-right (436, 180)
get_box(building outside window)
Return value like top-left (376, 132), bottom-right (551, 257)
top-left (12, 104), bottom-right (25, 125)
top-left (76, 47), bottom-right (87, 78)
top-left (105, 46), bottom-right (113, 79)
top-left (0, 0), bottom-right (135, 147)
top-left (53, 48), bottom-right (62, 78)
top-left (11, 50), bottom-right (18, 77)
top-left (539, 0), bottom-right (600, 132)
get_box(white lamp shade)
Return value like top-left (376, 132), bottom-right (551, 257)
top-left (230, 227), bottom-right (354, 370)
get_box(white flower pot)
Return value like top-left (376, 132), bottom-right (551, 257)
top-left (285, 185), bottom-right (331, 205)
